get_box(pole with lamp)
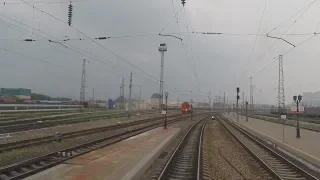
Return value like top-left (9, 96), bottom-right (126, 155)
top-left (164, 92), bottom-right (168, 129)
top-left (293, 95), bottom-right (302, 138)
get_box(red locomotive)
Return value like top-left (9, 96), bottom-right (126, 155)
top-left (181, 102), bottom-right (193, 114)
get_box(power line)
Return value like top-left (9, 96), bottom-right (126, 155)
top-left (171, 0), bottom-right (182, 40)
top-left (1, 31), bottom-right (314, 42)
top-left (0, 19), bottom-right (126, 80)
top-left (259, 0), bottom-right (317, 60)
top-left (0, 14), bottom-right (133, 74)
top-left (183, 7), bottom-right (200, 90)
top-left (159, 7), bottom-right (184, 34)
top-left (246, 0), bottom-right (317, 78)
top-left (0, 11), bottom-right (157, 83)
top-left (243, 0), bottom-right (267, 78)
top-left (3, 0), bottom-right (86, 4)
top-left (169, 0), bottom-right (199, 88)
top-left (184, 7), bottom-right (194, 32)
top-left (20, 0), bottom-right (159, 83)
top-left (248, 0), bottom-right (267, 64)
top-left (268, 0), bottom-right (317, 34)
top-left (0, 47), bottom-right (65, 68)
top-left (251, 33), bottom-right (318, 78)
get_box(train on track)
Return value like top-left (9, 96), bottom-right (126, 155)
top-left (181, 102), bottom-right (193, 114)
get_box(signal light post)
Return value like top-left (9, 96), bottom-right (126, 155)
top-left (293, 95), bottom-right (302, 138)
top-left (164, 92), bottom-right (168, 129)
top-left (236, 87), bottom-right (240, 122)
top-left (245, 101), bottom-right (248, 122)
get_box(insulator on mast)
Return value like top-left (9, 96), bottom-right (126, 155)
top-left (68, 1), bottom-right (73, 26)
top-left (181, 0), bottom-right (186, 6)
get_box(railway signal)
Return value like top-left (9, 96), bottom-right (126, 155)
top-left (293, 95), bottom-right (302, 138)
top-left (236, 87), bottom-right (240, 122)
top-left (245, 101), bottom-right (248, 122)
top-left (164, 92), bottom-right (169, 129)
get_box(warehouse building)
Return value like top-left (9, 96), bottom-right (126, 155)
top-left (0, 88), bottom-right (31, 100)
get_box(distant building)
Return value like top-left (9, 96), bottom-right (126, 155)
top-left (302, 92), bottom-right (313, 107)
top-left (302, 91), bottom-right (320, 107)
top-left (0, 88), bottom-right (31, 100)
top-left (150, 93), bottom-right (161, 107)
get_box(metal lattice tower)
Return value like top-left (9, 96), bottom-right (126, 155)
top-left (80, 59), bottom-right (87, 105)
top-left (278, 55), bottom-right (286, 115)
top-left (158, 43), bottom-right (167, 108)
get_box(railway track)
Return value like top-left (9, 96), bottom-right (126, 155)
top-left (157, 117), bottom-right (208, 180)
top-left (218, 116), bottom-right (318, 180)
top-left (0, 113), bottom-right (201, 180)
top-left (0, 110), bottom-right (156, 133)
top-left (0, 113), bottom-right (184, 153)
top-left (254, 113), bottom-right (320, 125)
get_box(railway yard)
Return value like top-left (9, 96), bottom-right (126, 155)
top-left (0, 109), bottom-right (319, 180)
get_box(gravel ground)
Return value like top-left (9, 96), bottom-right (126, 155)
top-left (0, 112), bottom-right (177, 145)
top-left (140, 115), bottom-right (208, 180)
top-left (0, 115), bottom-right (180, 167)
top-left (203, 120), bottom-right (272, 180)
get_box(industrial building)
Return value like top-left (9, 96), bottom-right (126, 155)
top-left (0, 88), bottom-right (31, 100)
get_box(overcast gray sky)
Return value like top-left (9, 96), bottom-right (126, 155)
top-left (0, 0), bottom-right (319, 104)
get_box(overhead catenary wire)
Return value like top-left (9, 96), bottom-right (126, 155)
top-left (267, 0), bottom-right (317, 34)
top-left (183, 7), bottom-right (200, 90)
top-left (256, 0), bottom-right (317, 62)
top-left (245, 0), bottom-right (317, 78)
top-left (3, 0), bottom-right (85, 4)
top-left (242, 0), bottom-right (267, 78)
top-left (0, 47), bottom-right (65, 69)
top-left (0, 16), bottom-right (130, 80)
top-left (248, 0), bottom-right (267, 64)
top-left (0, 13), bottom-right (150, 82)
top-left (167, 0), bottom-right (200, 89)
top-left (6, 11), bottom-right (156, 83)
top-left (0, 14), bottom-right (128, 70)
top-left (0, 31), bottom-right (314, 42)
top-left (184, 8), bottom-right (194, 32)
top-left (251, 33), bottom-right (318, 78)
top-left (20, 0), bottom-right (159, 83)
top-left (159, 7), bottom-right (184, 35)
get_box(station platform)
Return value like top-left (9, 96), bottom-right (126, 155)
top-left (25, 127), bottom-right (180, 180)
top-left (223, 113), bottom-right (320, 169)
